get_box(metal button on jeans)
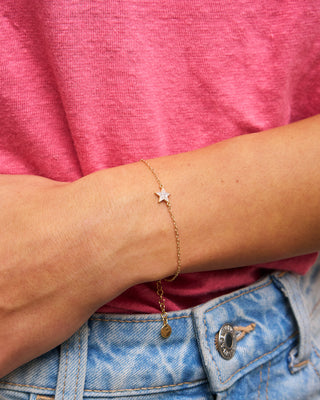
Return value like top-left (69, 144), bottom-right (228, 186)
top-left (215, 323), bottom-right (237, 360)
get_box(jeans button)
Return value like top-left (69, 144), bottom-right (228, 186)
top-left (215, 323), bottom-right (237, 360)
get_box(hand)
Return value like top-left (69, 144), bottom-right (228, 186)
top-left (0, 174), bottom-right (128, 377)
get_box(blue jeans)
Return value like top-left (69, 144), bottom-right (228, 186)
top-left (1, 261), bottom-right (320, 400)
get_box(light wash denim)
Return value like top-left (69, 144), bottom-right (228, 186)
top-left (1, 260), bottom-right (320, 400)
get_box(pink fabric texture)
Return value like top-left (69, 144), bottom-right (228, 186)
top-left (0, 1), bottom-right (319, 313)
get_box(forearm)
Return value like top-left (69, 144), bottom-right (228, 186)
top-left (1, 115), bottom-right (319, 376)
top-left (75, 114), bottom-right (320, 285)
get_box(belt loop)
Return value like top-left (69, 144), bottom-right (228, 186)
top-left (55, 322), bottom-right (89, 400)
top-left (272, 272), bottom-right (311, 370)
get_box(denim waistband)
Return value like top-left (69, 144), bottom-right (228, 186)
top-left (1, 262), bottom-right (319, 399)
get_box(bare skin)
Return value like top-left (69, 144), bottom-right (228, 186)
top-left (0, 115), bottom-right (319, 377)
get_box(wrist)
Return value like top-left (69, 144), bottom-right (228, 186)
top-left (75, 164), bottom-right (178, 291)
top-left (38, 178), bottom-right (128, 310)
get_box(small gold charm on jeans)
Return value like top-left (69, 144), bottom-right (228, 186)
top-left (161, 323), bottom-right (172, 339)
top-left (157, 280), bottom-right (172, 338)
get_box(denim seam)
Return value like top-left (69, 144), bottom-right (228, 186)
top-left (0, 379), bottom-right (207, 394)
top-left (90, 315), bottom-right (189, 323)
top-left (61, 341), bottom-right (70, 400)
top-left (234, 323), bottom-right (256, 342)
top-left (0, 382), bottom-right (55, 391)
top-left (205, 280), bottom-right (272, 314)
top-left (257, 365), bottom-right (263, 400)
top-left (310, 360), bottom-right (320, 381)
top-left (72, 331), bottom-right (81, 400)
top-left (83, 379), bottom-right (207, 393)
top-left (294, 360), bottom-right (309, 368)
top-left (312, 344), bottom-right (320, 360)
top-left (265, 361), bottom-right (271, 400)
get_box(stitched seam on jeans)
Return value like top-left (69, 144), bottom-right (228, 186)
top-left (257, 365), bottom-right (263, 400)
top-left (265, 361), bottom-right (271, 400)
top-left (90, 315), bottom-right (189, 323)
top-left (73, 331), bottom-right (82, 400)
top-left (61, 340), bottom-right (70, 400)
top-left (313, 344), bottom-right (320, 360)
top-left (310, 360), bottom-right (320, 380)
top-left (205, 280), bottom-right (272, 314)
top-left (83, 379), bottom-right (207, 393)
top-left (0, 382), bottom-right (54, 391)
top-left (36, 396), bottom-right (54, 400)
top-left (294, 360), bottom-right (309, 368)
top-left (0, 380), bottom-right (207, 395)
top-left (234, 323), bottom-right (256, 342)
top-left (203, 316), bottom-right (224, 383)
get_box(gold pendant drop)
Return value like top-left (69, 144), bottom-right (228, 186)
top-left (156, 280), bottom-right (172, 338)
top-left (161, 323), bottom-right (172, 339)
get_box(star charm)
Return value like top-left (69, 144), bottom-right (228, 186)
top-left (156, 188), bottom-right (170, 203)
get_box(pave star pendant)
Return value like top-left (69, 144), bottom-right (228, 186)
top-left (156, 188), bottom-right (170, 203)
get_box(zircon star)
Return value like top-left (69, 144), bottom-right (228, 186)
top-left (156, 188), bottom-right (170, 203)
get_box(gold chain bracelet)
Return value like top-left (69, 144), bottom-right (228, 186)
top-left (140, 159), bottom-right (181, 338)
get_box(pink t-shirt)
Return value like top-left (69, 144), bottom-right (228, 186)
top-left (0, 1), bottom-right (319, 313)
